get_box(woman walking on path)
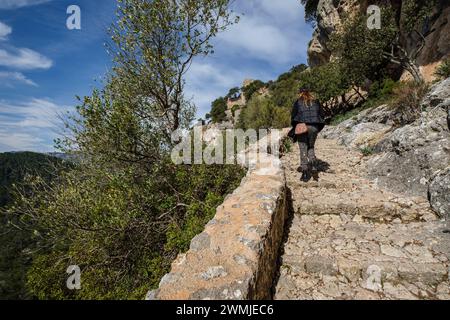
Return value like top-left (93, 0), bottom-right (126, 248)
top-left (290, 87), bottom-right (325, 182)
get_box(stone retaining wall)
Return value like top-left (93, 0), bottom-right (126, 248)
top-left (146, 130), bottom-right (289, 300)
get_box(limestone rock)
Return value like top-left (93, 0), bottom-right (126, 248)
top-left (428, 168), bottom-right (450, 219)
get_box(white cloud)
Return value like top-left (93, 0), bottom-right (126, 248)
top-left (0, 98), bottom-right (66, 128)
top-left (0, 47), bottom-right (53, 70)
top-left (0, 21), bottom-right (12, 40)
top-left (0, 131), bottom-right (45, 151)
top-left (0, 98), bottom-right (70, 151)
top-left (0, 71), bottom-right (37, 86)
top-left (258, 0), bottom-right (303, 21)
top-left (216, 0), bottom-right (309, 64)
top-left (184, 0), bottom-right (312, 117)
top-left (0, 0), bottom-right (52, 9)
top-left (185, 60), bottom-right (273, 116)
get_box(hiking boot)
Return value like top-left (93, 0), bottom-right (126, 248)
top-left (310, 162), bottom-right (318, 174)
top-left (300, 170), bottom-right (312, 182)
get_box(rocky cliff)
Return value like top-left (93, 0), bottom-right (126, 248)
top-left (321, 77), bottom-right (450, 219)
top-left (307, 0), bottom-right (450, 81)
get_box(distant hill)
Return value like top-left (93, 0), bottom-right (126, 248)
top-left (0, 152), bottom-right (63, 207)
top-left (0, 152), bottom-right (64, 300)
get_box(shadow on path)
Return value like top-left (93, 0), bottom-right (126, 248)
top-left (271, 187), bottom-right (295, 299)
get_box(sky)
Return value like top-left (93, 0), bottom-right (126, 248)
top-left (0, 0), bottom-right (313, 152)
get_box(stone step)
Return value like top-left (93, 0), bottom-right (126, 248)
top-left (275, 214), bottom-right (450, 300)
top-left (290, 186), bottom-right (436, 222)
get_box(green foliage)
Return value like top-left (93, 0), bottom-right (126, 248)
top-left (226, 87), bottom-right (241, 99)
top-left (231, 105), bottom-right (240, 118)
top-left (8, 0), bottom-right (243, 300)
top-left (237, 95), bottom-right (290, 130)
top-left (213, 64), bottom-right (306, 129)
top-left (363, 78), bottom-right (400, 109)
top-left (300, 62), bottom-right (348, 104)
top-left (14, 161), bottom-right (244, 300)
top-left (0, 152), bottom-right (66, 300)
top-left (242, 80), bottom-right (265, 101)
top-left (330, 106), bottom-right (365, 126)
top-left (360, 147), bottom-right (375, 157)
top-left (435, 58), bottom-right (450, 79)
top-left (270, 64), bottom-right (307, 108)
top-left (210, 97), bottom-right (228, 123)
top-left (389, 81), bottom-right (429, 125)
top-left (299, 0), bottom-right (320, 24)
top-left (0, 152), bottom-right (62, 207)
top-left (280, 138), bottom-right (293, 155)
top-left (328, 9), bottom-right (397, 87)
top-left (401, 0), bottom-right (438, 33)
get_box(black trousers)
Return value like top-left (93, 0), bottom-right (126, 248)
top-left (297, 124), bottom-right (321, 171)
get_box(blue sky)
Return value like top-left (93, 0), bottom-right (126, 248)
top-left (0, 0), bottom-right (312, 152)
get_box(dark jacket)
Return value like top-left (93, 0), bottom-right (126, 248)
top-left (288, 99), bottom-right (325, 141)
top-left (291, 99), bottom-right (325, 126)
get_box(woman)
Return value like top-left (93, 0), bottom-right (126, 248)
top-left (290, 87), bottom-right (325, 182)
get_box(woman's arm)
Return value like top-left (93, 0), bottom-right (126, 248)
top-left (291, 100), bottom-right (299, 126)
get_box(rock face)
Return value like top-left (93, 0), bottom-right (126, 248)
top-left (308, 0), bottom-right (361, 67)
top-left (275, 138), bottom-right (450, 300)
top-left (322, 78), bottom-right (450, 207)
top-left (428, 168), bottom-right (450, 219)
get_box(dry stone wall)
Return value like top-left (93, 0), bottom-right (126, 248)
top-left (146, 130), bottom-right (290, 300)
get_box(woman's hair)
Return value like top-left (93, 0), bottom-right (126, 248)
top-left (298, 91), bottom-right (314, 106)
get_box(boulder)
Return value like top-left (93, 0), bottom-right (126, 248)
top-left (428, 168), bottom-right (450, 219)
top-left (367, 79), bottom-right (450, 197)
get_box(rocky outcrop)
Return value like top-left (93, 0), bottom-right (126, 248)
top-left (307, 1), bottom-right (450, 80)
top-left (146, 130), bottom-right (290, 300)
top-left (367, 78), bottom-right (450, 198)
top-left (308, 0), bottom-right (361, 67)
top-left (322, 78), bottom-right (450, 208)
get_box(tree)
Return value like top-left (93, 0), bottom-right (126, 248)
top-left (60, 0), bottom-right (238, 163)
top-left (226, 87), bottom-right (241, 99)
top-left (11, 0), bottom-right (244, 300)
top-left (384, 0), bottom-right (439, 83)
top-left (329, 1), bottom-right (440, 84)
top-left (209, 97), bottom-right (228, 123)
top-left (242, 80), bottom-right (265, 101)
top-left (299, 0), bottom-right (320, 24)
top-left (299, 61), bottom-right (349, 115)
top-left (270, 64), bottom-right (308, 108)
top-left (237, 96), bottom-right (290, 130)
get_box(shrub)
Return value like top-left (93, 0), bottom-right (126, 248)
top-left (390, 81), bottom-right (429, 125)
top-left (12, 160), bottom-right (245, 300)
top-left (237, 96), bottom-right (290, 130)
top-left (360, 147), bottom-right (374, 157)
top-left (210, 97), bottom-right (228, 123)
top-left (435, 59), bottom-right (450, 79)
top-left (330, 106), bottom-right (366, 125)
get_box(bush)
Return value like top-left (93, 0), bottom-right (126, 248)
top-left (362, 78), bottom-right (400, 109)
top-left (11, 160), bottom-right (245, 300)
top-left (435, 59), bottom-right (450, 79)
top-left (237, 96), bottom-right (290, 130)
top-left (242, 80), bottom-right (265, 101)
top-left (360, 147), bottom-right (375, 157)
top-left (389, 81), bottom-right (429, 125)
top-left (210, 97), bottom-right (228, 123)
top-left (330, 106), bottom-right (366, 125)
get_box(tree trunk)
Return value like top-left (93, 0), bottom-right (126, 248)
top-left (404, 61), bottom-right (424, 84)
